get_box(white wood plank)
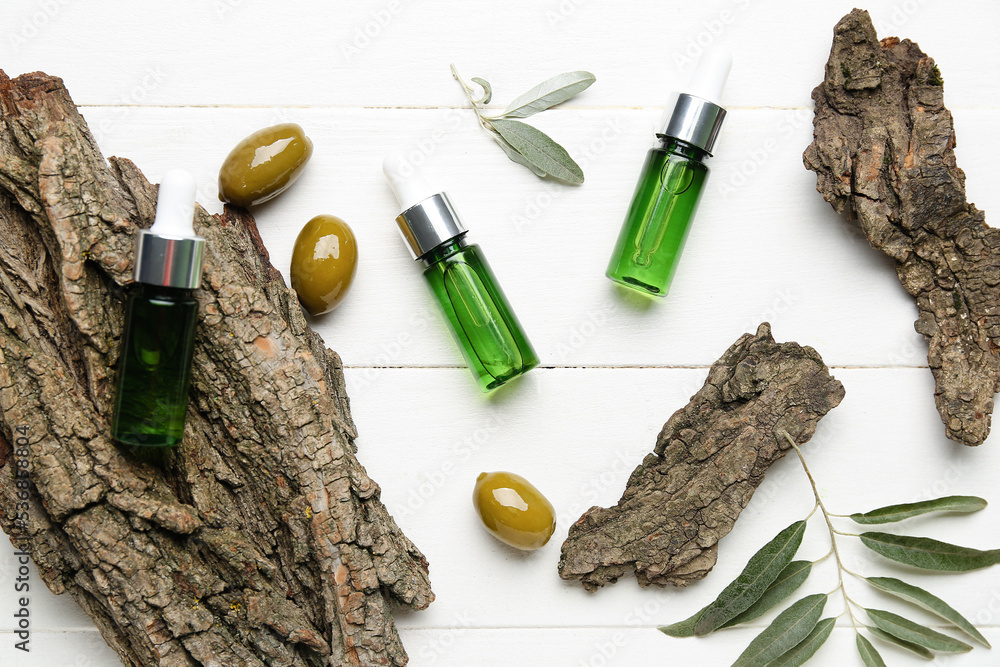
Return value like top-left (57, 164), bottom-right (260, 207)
top-left (0, 630), bottom-right (119, 666)
top-left (75, 105), bottom-right (998, 369)
top-left (3, 1), bottom-right (997, 109)
top-left (3, 625), bottom-right (1000, 666)
top-left (395, 627), bottom-right (1000, 667)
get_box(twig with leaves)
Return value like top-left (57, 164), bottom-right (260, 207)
top-left (661, 430), bottom-right (996, 666)
top-left (451, 64), bottom-right (595, 183)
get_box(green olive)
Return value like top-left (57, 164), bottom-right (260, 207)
top-left (290, 215), bottom-right (358, 316)
top-left (218, 123), bottom-right (313, 207)
top-left (473, 471), bottom-right (556, 550)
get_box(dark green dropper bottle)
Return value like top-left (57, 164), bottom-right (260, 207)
top-left (607, 48), bottom-right (732, 297)
top-left (384, 152), bottom-right (538, 392)
top-left (111, 169), bottom-right (205, 447)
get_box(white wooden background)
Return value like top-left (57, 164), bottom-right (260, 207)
top-left (3, 1), bottom-right (1000, 665)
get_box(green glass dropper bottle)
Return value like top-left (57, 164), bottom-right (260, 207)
top-left (111, 169), bottom-right (205, 447)
top-left (607, 48), bottom-right (732, 297)
top-left (383, 152), bottom-right (538, 392)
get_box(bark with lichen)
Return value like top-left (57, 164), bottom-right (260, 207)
top-left (559, 323), bottom-right (844, 591)
top-left (0, 70), bottom-right (432, 666)
top-left (804, 9), bottom-right (1000, 446)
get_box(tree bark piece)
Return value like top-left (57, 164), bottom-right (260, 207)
top-left (804, 9), bottom-right (1000, 446)
top-left (558, 323), bottom-right (844, 591)
top-left (0, 71), bottom-right (432, 666)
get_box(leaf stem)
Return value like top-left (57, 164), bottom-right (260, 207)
top-left (812, 548), bottom-right (835, 566)
top-left (780, 429), bottom-right (861, 633)
top-left (806, 498), bottom-right (821, 521)
top-left (450, 64), bottom-right (492, 132)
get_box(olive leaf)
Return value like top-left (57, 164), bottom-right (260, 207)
top-left (865, 576), bottom-right (990, 647)
top-left (859, 532), bottom-right (1000, 571)
top-left (730, 594), bottom-right (827, 667)
top-left (661, 524), bottom-right (807, 638)
top-left (451, 64), bottom-right (592, 182)
top-left (694, 520), bottom-right (807, 636)
top-left (850, 496), bottom-right (987, 524)
top-left (767, 617), bottom-right (836, 667)
top-left (493, 71), bottom-right (596, 119)
top-left (857, 634), bottom-right (888, 667)
top-left (658, 605), bottom-right (708, 638)
top-left (470, 77), bottom-right (492, 105)
top-left (865, 608), bottom-right (973, 653)
top-left (485, 127), bottom-right (547, 178)
top-left (865, 626), bottom-right (935, 660)
top-left (489, 119), bottom-right (584, 184)
top-left (720, 560), bottom-right (812, 629)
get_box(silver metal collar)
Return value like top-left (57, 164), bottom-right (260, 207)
top-left (134, 230), bottom-right (206, 289)
top-left (395, 192), bottom-right (466, 260)
top-left (658, 93), bottom-right (727, 155)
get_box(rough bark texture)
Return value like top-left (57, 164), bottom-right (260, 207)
top-left (0, 71), bottom-right (432, 666)
top-left (558, 323), bottom-right (844, 591)
top-left (804, 9), bottom-right (1000, 446)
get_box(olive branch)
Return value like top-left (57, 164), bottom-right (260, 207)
top-left (660, 430), bottom-right (995, 666)
top-left (451, 65), bottom-right (595, 184)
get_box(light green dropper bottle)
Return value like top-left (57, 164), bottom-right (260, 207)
top-left (607, 48), bottom-right (732, 297)
top-left (383, 152), bottom-right (538, 392)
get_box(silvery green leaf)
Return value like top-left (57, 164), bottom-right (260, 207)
top-left (865, 626), bottom-right (935, 660)
top-left (730, 594), bottom-right (827, 667)
top-left (721, 561), bottom-right (812, 629)
top-left (496, 71), bottom-right (596, 119)
top-left (484, 125), bottom-right (548, 177)
top-left (865, 608), bottom-right (973, 653)
top-left (857, 634), bottom-right (888, 667)
top-left (694, 520), bottom-right (807, 636)
top-left (471, 77), bottom-right (492, 104)
top-left (489, 119), bottom-right (583, 184)
top-left (766, 617), bottom-right (836, 667)
top-left (859, 532), bottom-right (1000, 571)
top-left (850, 496), bottom-right (987, 524)
top-left (865, 576), bottom-right (990, 647)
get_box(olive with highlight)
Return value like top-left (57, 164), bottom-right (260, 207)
top-left (290, 215), bottom-right (358, 316)
top-left (218, 123), bottom-right (313, 207)
top-left (473, 471), bottom-right (556, 551)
